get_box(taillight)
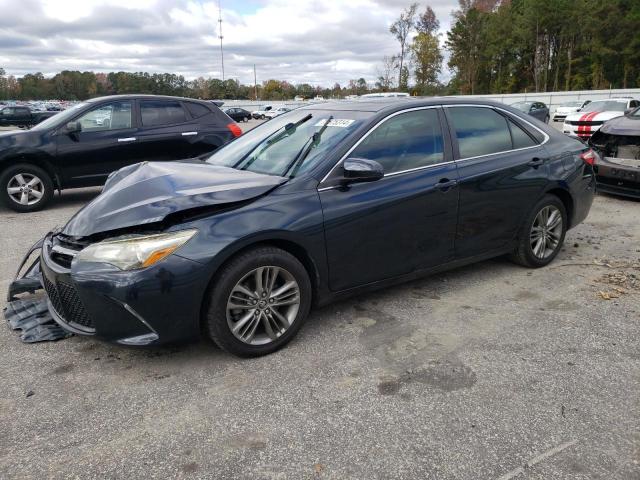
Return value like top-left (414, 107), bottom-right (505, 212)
top-left (580, 148), bottom-right (597, 166)
top-left (227, 123), bottom-right (242, 138)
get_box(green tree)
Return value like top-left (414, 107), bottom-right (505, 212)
top-left (390, 2), bottom-right (418, 91)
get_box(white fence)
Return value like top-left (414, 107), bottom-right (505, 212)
top-left (219, 88), bottom-right (640, 112)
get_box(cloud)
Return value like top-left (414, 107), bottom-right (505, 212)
top-left (0, 0), bottom-right (456, 86)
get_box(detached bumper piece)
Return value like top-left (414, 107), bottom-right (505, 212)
top-left (4, 267), bottom-right (73, 343)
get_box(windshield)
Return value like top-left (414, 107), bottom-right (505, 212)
top-left (581, 101), bottom-right (627, 113)
top-left (511, 102), bottom-right (532, 112)
top-left (30, 102), bottom-right (88, 131)
top-left (559, 101), bottom-right (582, 108)
top-left (207, 109), bottom-right (370, 177)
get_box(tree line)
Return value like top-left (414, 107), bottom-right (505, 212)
top-left (382, 0), bottom-right (640, 96)
top-left (0, 68), bottom-right (372, 101)
top-left (2, 0), bottom-right (639, 101)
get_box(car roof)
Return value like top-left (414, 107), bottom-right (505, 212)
top-left (591, 97), bottom-right (632, 102)
top-left (300, 97), bottom-right (521, 113)
top-left (86, 94), bottom-right (210, 104)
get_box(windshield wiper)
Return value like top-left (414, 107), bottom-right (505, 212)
top-left (283, 115), bottom-right (334, 178)
top-left (233, 113), bottom-right (313, 170)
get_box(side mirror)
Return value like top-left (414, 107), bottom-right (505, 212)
top-left (342, 158), bottom-right (384, 184)
top-left (63, 121), bottom-right (81, 135)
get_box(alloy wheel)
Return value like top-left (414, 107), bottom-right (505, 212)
top-left (6, 173), bottom-right (45, 206)
top-left (226, 266), bottom-right (300, 345)
top-left (530, 205), bottom-right (563, 259)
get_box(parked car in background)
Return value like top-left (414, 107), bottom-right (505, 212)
top-left (264, 107), bottom-right (291, 119)
top-left (13, 98), bottom-right (594, 357)
top-left (252, 105), bottom-right (273, 119)
top-left (510, 101), bottom-right (550, 123)
top-left (551, 100), bottom-right (591, 122)
top-left (0, 106), bottom-right (58, 128)
top-left (0, 94), bottom-right (241, 212)
top-left (224, 107), bottom-right (252, 122)
top-left (589, 106), bottom-right (640, 198)
top-left (563, 98), bottom-right (640, 140)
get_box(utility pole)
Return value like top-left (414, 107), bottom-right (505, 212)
top-left (218, 0), bottom-right (225, 81)
top-left (253, 64), bottom-right (257, 100)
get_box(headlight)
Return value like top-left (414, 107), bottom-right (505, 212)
top-left (76, 229), bottom-right (197, 270)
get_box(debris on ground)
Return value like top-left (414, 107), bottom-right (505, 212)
top-left (592, 257), bottom-right (639, 300)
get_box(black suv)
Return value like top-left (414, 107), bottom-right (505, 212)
top-left (0, 95), bottom-right (241, 212)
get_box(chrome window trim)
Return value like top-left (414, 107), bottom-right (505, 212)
top-left (318, 106), bottom-right (447, 187)
top-left (317, 160), bottom-right (453, 192)
top-left (317, 103), bottom-right (550, 190)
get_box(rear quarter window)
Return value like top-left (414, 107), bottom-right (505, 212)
top-left (185, 102), bottom-right (211, 119)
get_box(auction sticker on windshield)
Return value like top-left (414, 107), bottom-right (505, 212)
top-left (314, 119), bottom-right (355, 128)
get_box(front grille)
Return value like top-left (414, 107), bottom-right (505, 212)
top-left (57, 281), bottom-right (93, 328)
top-left (42, 273), bottom-right (64, 316)
top-left (49, 234), bottom-right (90, 269)
top-left (568, 120), bottom-right (604, 126)
top-left (42, 272), bottom-right (94, 329)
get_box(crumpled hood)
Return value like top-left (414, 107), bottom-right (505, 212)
top-left (0, 129), bottom-right (35, 145)
top-left (62, 160), bottom-right (287, 237)
top-left (596, 114), bottom-right (640, 136)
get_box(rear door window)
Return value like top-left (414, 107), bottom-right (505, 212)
top-left (350, 108), bottom-right (444, 174)
top-left (447, 107), bottom-right (513, 159)
top-left (140, 101), bottom-right (187, 127)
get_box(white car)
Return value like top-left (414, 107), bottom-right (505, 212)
top-left (563, 98), bottom-right (640, 140)
top-left (263, 107), bottom-right (291, 119)
top-left (251, 105), bottom-right (273, 119)
top-left (551, 100), bottom-right (591, 122)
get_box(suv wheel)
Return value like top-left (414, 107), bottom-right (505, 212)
top-left (509, 194), bottom-right (567, 268)
top-left (0, 163), bottom-right (54, 212)
top-left (204, 246), bottom-right (312, 357)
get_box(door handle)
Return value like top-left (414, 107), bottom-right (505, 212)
top-left (117, 137), bottom-right (137, 142)
top-left (435, 178), bottom-right (458, 192)
top-left (527, 157), bottom-right (544, 168)
top-left (181, 131), bottom-right (198, 136)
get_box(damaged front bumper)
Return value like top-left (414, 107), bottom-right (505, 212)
top-left (4, 238), bottom-right (73, 343)
top-left (594, 157), bottom-right (640, 199)
top-left (590, 131), bottom-right (640, 199)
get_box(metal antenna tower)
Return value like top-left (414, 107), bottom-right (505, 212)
top-left (218, 0), bottom-right (225, 81)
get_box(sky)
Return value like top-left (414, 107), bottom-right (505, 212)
top-left (0, 0), bottom-right (457, 87)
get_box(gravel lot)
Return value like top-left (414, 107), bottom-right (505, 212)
top-left (1, 119), bottom-right (639, 479)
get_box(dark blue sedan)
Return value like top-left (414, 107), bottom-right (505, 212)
top-left (11, 98), bottom-right (596, 356)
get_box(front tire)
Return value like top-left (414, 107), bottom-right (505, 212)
top-left (0, 163), bottom-right (54, 212)
top-left (204, 246), bottom-right (312, 357)
top-left (509, 194), bottom-right (567, 268)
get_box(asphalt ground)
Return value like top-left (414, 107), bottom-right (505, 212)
top-left (0, 119), bottom-right (639, 479)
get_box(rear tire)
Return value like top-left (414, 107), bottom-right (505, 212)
top-left (0, 163), bottom-right (54, 212)
top-left (544, 115), bottom-right (550, 123)
top-left (204, 246), bottom-right (312, 357)
top-left (509, 194), bottom-right (567, 268)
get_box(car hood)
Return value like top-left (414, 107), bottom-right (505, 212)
top-left (62, 160), bottom-right (287, 237)
top-left (564, 111), bottom-right (624, 122)
top-left (0, 128), bottom-right (36, 144)
top-left (596, 114), bottom-right (640, 136)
